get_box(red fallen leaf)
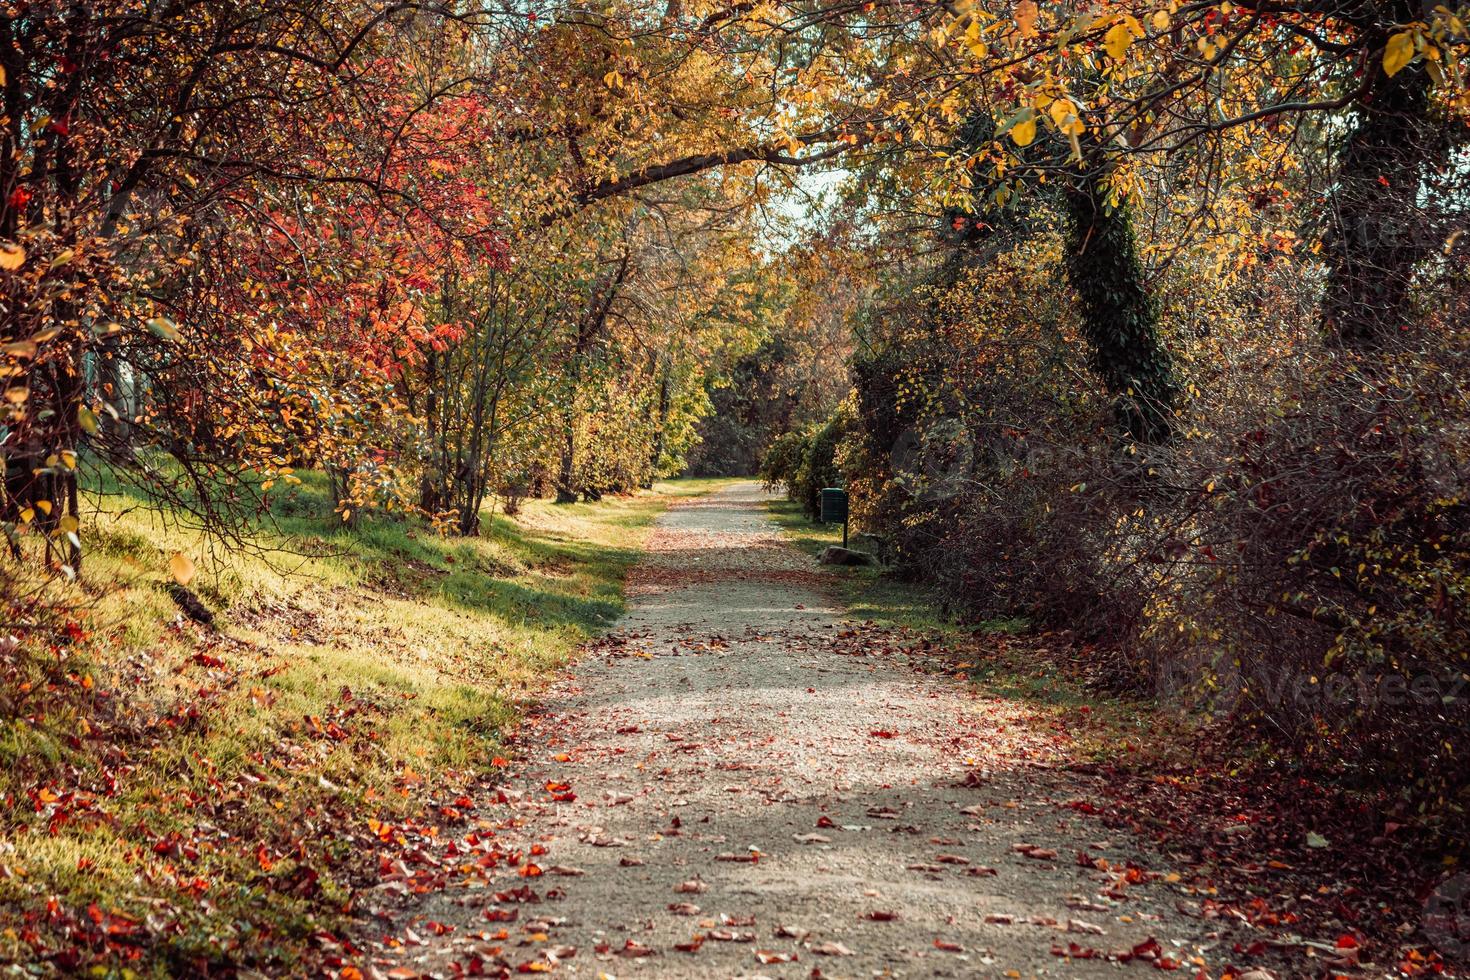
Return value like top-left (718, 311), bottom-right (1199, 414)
top-left (1127, 937), bottom-right (1163, 962)
top-left (516, 962), bottom-right (552, 974)
top-left (755, 949), bottom-right (797, 964)
top-left (529, 844), bottom-right (547, 856)
top-left (484, 908), bottom-right (519, 922)
top-left (544, 781), bottom-right (571, 793)
top-left (933, 938), bottom-right (964, 953)
top-left (708, 929), bottom-right (755, 942)
top-left (720, 913), bottom-right (756, 927)
top-left (935, 854), bottom-right (969, 865)
top-left (519, 863), bottom-right (543, 877)
top-left (616, 725), bottom-right (641, 734)
top-left (863, 910), bottom-right (899, 921)
top-left (984, 913), bottom-right (1014, 924)
top-left (715, 851), bottom-right (759, 863)
top-left (674, 934), bottom-right (706, 953)
top-left (618, 939), bottom-right (657, 958)
top-left (421, 920), bottom-right (454, 936)
top-left (868, 730), bottom-right (897, 738)
top-left (668, 902), bottom-right (701, 915)
top-left (493, 886), bottom-right (541, 903)
top-left (1052, 942), bottom-right (1102, 960)
top-left (674, 879), bottom-right (708, 893)
top-left (1336, 934), bottom-right (1361, 949)
top-left (815, 815), bottom-right (836, 828)
top-left (965, 866), bottom-right (999, 877)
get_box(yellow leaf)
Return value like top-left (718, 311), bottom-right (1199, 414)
top-left (1104, 21), bottom-right (1134, 61)
top-left (78, 405), bottom-right (99, 434)
top-left (1383, 30), bottom-right (1416, 77)
top-left (0, 242), bottom-right (24, 271)
top-left (1011, 115), bottom-right (1037, 146)
top-left (19, 508), bottom-right (34, 524)
top-left (1014, 0), bottom-right (1039, 37)
top-left (169, 552), bottom-right (197, 586)
top-left (1151, 9), bottom-right (1170, 30)
top-left (35, 500), bottom-right (52, 515)
top-left (147, 317), bottom-right (182, 342)
top-left (58, 515), bottom-right (79, 534)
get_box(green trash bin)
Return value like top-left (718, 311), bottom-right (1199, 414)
top-left (819, 488), bottom-right (849, 546)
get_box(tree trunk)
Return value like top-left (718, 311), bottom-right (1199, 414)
top-left (1063, 159), bottom-right (1177, 444)
top-left (1320, 54), bottom-right (1451, 350)
top-left (555, 248), bottom-right (633, 504)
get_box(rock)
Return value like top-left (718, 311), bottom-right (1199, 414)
top-left (818, 546), bottom-right (874, 566)
top-left (851, 532), bottom-right (889, 561)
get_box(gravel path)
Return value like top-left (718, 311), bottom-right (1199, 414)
top-left (398, 483), bottom-right (1223, 978)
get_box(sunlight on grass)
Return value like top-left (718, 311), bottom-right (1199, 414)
top-left (0, 474), bottom-right (731, 972)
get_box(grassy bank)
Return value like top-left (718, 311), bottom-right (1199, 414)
top-left (1, 475), bottom-right (728, 974)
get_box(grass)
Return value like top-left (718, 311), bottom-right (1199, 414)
top-left (764, 495), bottom-right (1176, 762)
top-left (0, 472), bottom-right (732, 974)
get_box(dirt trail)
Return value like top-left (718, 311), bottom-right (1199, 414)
top-left (392, 483), bottom-right (1223, 978)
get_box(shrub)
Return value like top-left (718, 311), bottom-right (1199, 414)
top-left (759, 430), bottom-right (810, 497)
top-left (794, 410), bottom-right (849, 518)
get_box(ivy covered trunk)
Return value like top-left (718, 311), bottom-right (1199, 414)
top-left (1063, 162), bottom-right (1177, 444)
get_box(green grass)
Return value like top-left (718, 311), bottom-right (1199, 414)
top-left (1, 472), bottom-right (732, 973)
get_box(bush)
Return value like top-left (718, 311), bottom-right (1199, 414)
top-left (794, 410), bottom-right (848, 518)
top-left (843, 223), bottom-right (1470, 839)
top-left (759, 430), bottom-right (810, 497)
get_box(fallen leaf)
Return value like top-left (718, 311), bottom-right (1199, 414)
top-left (811, 942), bottom-right (854, 956)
